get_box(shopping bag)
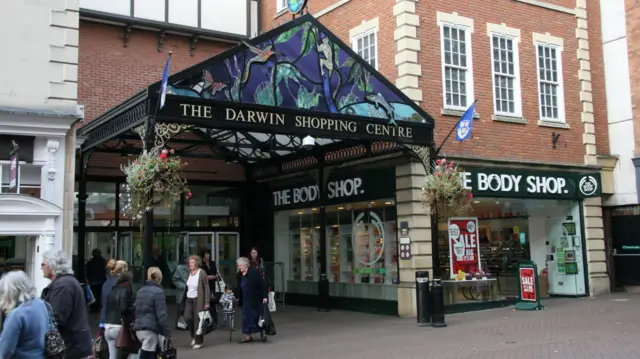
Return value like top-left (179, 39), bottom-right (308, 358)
top-left (93, 330), bottom-right (108, 355)
top-left (196, 311), bottom-right (215, 335)
top-left (116, 320), bottom-right (141, 354)
top-left (84, 285), bottom-right (96, 307)
top-left (176, 316), bottom-right (188, 330)
top-left (157, 339), bottom-right (177, 359)
top-left (268, 291), bottom-right (276, 312)
top-left (259, 303), bottom-right (276, 336)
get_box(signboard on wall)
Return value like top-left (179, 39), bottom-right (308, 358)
top-left (270, 167), bottom-right (396, 209)
top-left (459, 167), bottom-right (601, 199)
top-left (447, 217), bottom-right (481, 279)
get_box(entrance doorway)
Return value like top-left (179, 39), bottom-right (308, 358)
top-left (188, 232), bottom-right (239, 288)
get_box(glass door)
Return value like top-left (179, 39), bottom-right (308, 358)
top-left (187, 233), bottom-right (214, 258)
top-left (118, 232), bottom-right (133, 264)
top-left (215, 232), bottom-right (240, 289)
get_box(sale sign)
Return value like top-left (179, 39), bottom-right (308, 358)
top-left (519, 267), bottom-right (537, 301)
top-left (448, 217), bottom-right (481, 279)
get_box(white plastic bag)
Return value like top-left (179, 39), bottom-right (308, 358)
top-left (196, 311), bottom-right (212, 335)
top-left (177, 316), bottom-right (187, 330)
top-left (268, 291), bottom-right (276, 312)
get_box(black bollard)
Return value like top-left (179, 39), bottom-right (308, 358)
top-left (415, 271), bottom-right (431, 326)
top-left (430, 278), bottom-right (447, 327)
top-left (317, 273), bottom-right (330, 312)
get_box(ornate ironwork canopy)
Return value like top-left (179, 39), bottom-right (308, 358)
top-left (78, 14), bottom-right (435, 179)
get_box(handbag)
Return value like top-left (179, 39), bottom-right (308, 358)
top-left (44, 301), bottom-right (66, 359)
top-left (116, 320), bottom-right (141, 354)
top-left (176, 316), bottom-right (188, 330)
top-left (157, 339), bottom-right (177, 359)
top-left (211, 272), bottom-right (224, 304)
top-left (93, 330), bottom-right (108, 354)
top-left (259, 303), bottom-right (276, 336)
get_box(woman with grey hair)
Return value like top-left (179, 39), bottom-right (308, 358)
top-left (41, 249), bottom-right (93, 359)
top-left (0, 271), bottom-right (49, 358)
top-left (236, 257), bottom-right (268, 344)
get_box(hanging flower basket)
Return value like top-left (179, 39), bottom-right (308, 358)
top-left (421, 158), bottom-right (473, 220)
top-left (121, 148), bottom-right (191, 220)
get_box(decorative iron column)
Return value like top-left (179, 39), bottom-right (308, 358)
top-left (76, 151), bottom-right (88, 281)
top-left (142, 118), bottom-right (156, 275)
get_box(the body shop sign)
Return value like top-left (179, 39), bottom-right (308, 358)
top-left (460, 167), bottom-right (601, 199)
top-left (271, 168), bottom-right (395, 209)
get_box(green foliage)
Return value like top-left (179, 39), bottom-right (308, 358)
top-left (300, 24), bottom-right (317, 57)
top-left (295, 86), bottom-right (321, 109)
top-left (421, 159), bottom-right (473, 219)
top-left (255, 82), bottom-right (283, 106)
top-left (274, 25), bottom-right (303, 44)
top-left (276, 63), bottom-right (302, 88)
top-left (338, 92), bottom-right (359, 109)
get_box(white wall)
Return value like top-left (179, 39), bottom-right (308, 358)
top-left (601, 0), bottom-right (638, 206)
top-left (273, 211), bottom-right (290, 291)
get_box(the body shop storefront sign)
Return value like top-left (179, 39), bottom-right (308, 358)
top-left (460, 167), bottom-right (602, 199)
top-left (271, 167), bottom-right (395, 209)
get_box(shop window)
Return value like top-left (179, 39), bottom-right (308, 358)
top-left (74, 182), bottom-right (117, 226)
top-left (275, 199), bottom-right (398, 300)
top-left (0, 164), bottom-right (42, 198)
top-left (183, 185), bottom-right (240, 228)
top-left (437, 198), bottom-right (585, 306)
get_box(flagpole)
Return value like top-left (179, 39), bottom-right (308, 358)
top-left (145, 50), bottom-right (172, 153)
top-left (435, 99), bottom-right (477, 156)
top-left (152, 50), bottom-right (172, 121)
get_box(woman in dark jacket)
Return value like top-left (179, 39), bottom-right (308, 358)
top-left (249, 247), bottom-right (270, 289)
top-left (104, 263), bottom-right (134, 359)
top-left (99, 260), bottom-right (118, 328)
top-left (133, 267), bottom-right (171, 359)
top-left (236, 257), bottom-right (268, 344)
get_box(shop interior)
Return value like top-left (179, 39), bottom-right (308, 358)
top-left (274, 199), bottom-right (398, 301)
top-left (438, 198), bottom-right (585, 305)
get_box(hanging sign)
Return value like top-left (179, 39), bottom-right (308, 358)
top-left (448, 217), bottom-right (481, 279)
top-left (515, 261), bottom-right (544, 310)
top-left (8, 141), bottom-right (19, 192)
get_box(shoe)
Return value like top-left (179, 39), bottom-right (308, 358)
top-left (192, 344), bottom-right (203, 349)
top-left (260, 332), bottom-right (267, 342)
top-left (238, 337), bottom-right (253, 344)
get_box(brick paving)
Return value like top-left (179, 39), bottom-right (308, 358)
top-left (109, 292), bottom-right (640, 359)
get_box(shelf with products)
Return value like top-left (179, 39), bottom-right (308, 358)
top-left (326, 224), bottom-right (353, 283)
top-left (300, 227), bottom-right (320, 282)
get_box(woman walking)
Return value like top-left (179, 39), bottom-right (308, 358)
top-left (0, 271), bottom-right (49, 359)
top-left (104, 261), bottom-right (134, 359)
top-left (133, 267), bottom-right (171, 359)
top-left (182, 256), bottom-right (210, 350)
top-left (236, 257), bottom-right (268, 344)
top-left (171, 255), bottom-right (189, 329)
top-left (99, 259), bottom-right (118, 329)
top-left (249, 247), bottom-right (270, 289)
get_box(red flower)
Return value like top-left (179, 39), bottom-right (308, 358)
top-left (162, 149), bottom-right (168, 155)
top-left (467, 193), bottom-right (474, 200)
top-left (435, 172), bottom-right (440, 177)
top-left (448, 163), bottom-right (454, 168)
top-left (436, 159), bottom-right (443, 166)
top-left (159, 153), bottom-right (167, 159)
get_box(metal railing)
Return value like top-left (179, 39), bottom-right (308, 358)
top-left (264, 261), bottom-right (285, 308)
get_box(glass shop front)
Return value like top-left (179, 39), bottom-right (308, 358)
top-left (272, 166), bottom-right (399, 311)
top-left (439, 166), bottom-right (602, 308)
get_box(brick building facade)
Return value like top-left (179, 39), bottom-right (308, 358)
top-left (261, 0), bottom-right (611, 315)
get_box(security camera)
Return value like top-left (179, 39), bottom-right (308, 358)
top-left (302, 135), bottom-right (315, 150)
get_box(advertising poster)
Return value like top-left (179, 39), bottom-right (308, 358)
top-left (448, 217), bottom-right (481, 279)
top-left (9, 153), bottom-right (18, 191)
top-left (519, 267), bottom-right (537, 301)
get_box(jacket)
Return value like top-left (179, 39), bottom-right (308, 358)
top-left (99, 275), bottom-right (118, 325)
top-left (171, 265), bottom-right (188, 304)
top-left (42, 274), bottom-right (93, 359)
top-left (105, 272), bottom-right (134, 325)
top-left (0, 298), bottom-right (48, 359)
top-left (133, 280), bottom-right (171, 337)
top-left (180, 269), bottom-right (211, 312)
top-left (202, 260), bottom-right (218, 292)
top-left (239, 267), bottom-right (268, 309)
top-left (86, 256), bottom-right (106, 285)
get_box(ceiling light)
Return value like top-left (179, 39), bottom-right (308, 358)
top-left (495, 201), bottom-right (500, 204)
top-left (473, 200), bottom-right (480, 204)
top-left (337, 207), bottom-right (344, 210)
top-left (298, 211), bottom-right (304, 214)
top-left (311, 208), bottom-right (318, 211)
top-left (385, 201), bottom-right (392, 205)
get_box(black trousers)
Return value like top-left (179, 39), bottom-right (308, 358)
top-left (90, 284), bottom-right (102, 312)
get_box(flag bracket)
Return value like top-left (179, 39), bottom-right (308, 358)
top-left (122, 25), bottom-right (132, 48)
top-left (189, 36), bottom-right (199, 57)
top-left (157, 31), bottom-right (166, 52)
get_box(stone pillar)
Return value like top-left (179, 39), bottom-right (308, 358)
top-left (576, 0), bottom-right (609, 295)
top-left (62, 126), bottom-right (77, 255)
top-left (393, 0), bottom-right (422, 103)
top-left (396, 161), bottom-right (431, 317)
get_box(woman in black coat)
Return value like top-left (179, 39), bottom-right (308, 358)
top-left (236, 257), bottom-right (268, 344)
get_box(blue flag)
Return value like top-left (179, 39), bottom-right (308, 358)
top-left (455, 101), bottom-right (476, 141)
top-left (159, 52), bottom-right (172, 110)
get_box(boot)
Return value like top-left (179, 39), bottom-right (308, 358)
top-left (260, 330), bottom-right (267, 342)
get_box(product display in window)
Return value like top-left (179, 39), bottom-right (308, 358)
top-left (289, 214), bottom-right (321, 282)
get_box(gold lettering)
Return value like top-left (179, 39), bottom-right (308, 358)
top-left (180, 104), bottom-right (190, 116)
top-left (405, 127), bottom-right (412, 138)
top-left (236, 110), bottom-right (245, 122)
top-left (295, 116), bottom-right (302, 127)
top-left (226, 108), bottom-right (237, 120)
top-left (203, 106), bottom-right (212, 118)
top-left (191, 105), bottom-right (202, 118)
top-left (275, 113), bottom-right (285, 125)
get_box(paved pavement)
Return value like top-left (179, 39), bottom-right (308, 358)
top-left (102, 292), bottom-right (640, 359)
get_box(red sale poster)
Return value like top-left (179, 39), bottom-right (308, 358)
top-left (519, 267), bottom-right (537, 301)
top-left (448, 217), bottom-right (481, 279)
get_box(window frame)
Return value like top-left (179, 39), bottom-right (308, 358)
top-left (276, 0), bottom-right (287, 13)
top-left (351, 29), bottom-right (379, 70)
top-left (489, 33), bottom-right (522, 118)
top-left (534, 42), bottom-right (566, 123)
top-left (439, 22), bottom-right (474, 112)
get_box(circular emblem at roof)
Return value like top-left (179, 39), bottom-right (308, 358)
top-left (287, 0), bottom-right (307, 14)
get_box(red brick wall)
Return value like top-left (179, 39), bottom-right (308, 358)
top-left (78, 21), bottom-right (234, 122)
top-left (78, 21), bottom-right (244, 180)
top-left (261, 0), bottom-right (607, 166)
top-left (587, 0), bottom-right (609, 156)
top-left (626, 0), bottom-right (640, 154)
